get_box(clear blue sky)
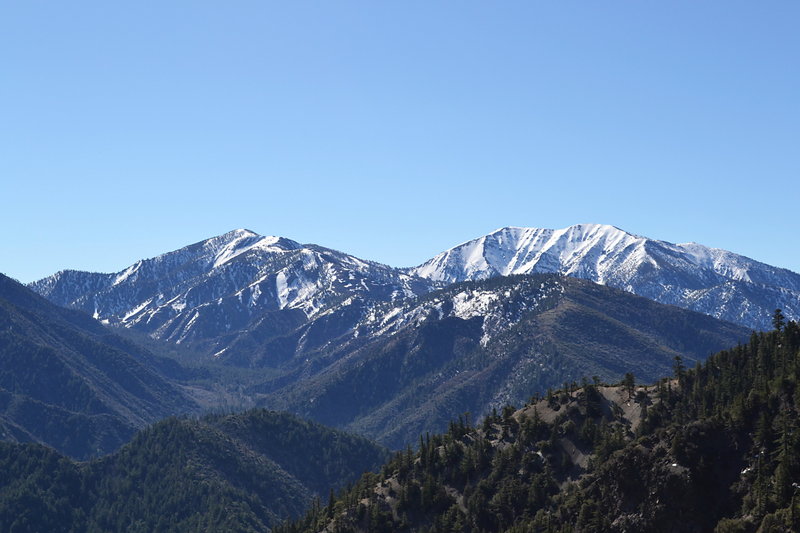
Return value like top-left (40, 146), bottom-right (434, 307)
top-left (2, 2), bottom-right (798, 283)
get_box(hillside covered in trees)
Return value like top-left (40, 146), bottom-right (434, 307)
top-left (280, 313), bottom-right (800, 533)
top-left (0, 409), bottom-right (389, 532)
top-left (0, 273), bottom-right (199, 459)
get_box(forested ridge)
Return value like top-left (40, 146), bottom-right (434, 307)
top-left (0, 409), bottom-right (389, 532)
top-left (280, 313), bottom-right (800, 533)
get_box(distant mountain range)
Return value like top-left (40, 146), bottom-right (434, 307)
top-left (31, 225), bottom-right (798, 349)
top-left (23, 224), bottom-right (793, 446)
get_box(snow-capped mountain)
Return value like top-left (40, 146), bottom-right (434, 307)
top-left (408, 224), bottom-right (800, 330)
top-left (30, 224), bottom-right (799, 361)
top-left (31, 229), bottom-right (436, 355)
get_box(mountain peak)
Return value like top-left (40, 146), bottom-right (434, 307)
top-left (226, 228), bottom-right (260, 238)
top-left (210, 229), bottom-right (303, 251)
top-left (564, 222), bottom-right (629, 234)
top-left (491, 222), bottom-right (625, 234)
top-left (209, 233), bottom-right (303, 270)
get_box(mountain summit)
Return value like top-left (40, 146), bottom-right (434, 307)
top-left (408, 223), bottom-right (800, 330)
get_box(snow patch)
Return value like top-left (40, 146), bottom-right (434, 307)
top-left (121, 298), bottom-right (153, 323)
top-left (276, 271), bottom-right (289, 308)
top-left (113, 261), bottom-right (142, 286)
top-left (213, 235), bottom-right (287, 269)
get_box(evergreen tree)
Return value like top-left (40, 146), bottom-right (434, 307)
top-left (774, 308), bottom-right (786, 331)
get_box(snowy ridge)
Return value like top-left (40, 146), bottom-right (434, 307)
top-left (413, 224), bottom-right (659, 284)
top-left (30, 229), bottom-right (437, 355)
top-left (359, 277), bottom-right (564, 346)
top-left (409, 224), bottom-right (800, 330)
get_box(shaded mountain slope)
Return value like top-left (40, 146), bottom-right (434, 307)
top-left (0, 273), bottom-right (197, 458)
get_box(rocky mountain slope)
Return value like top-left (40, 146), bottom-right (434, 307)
top-left (0, 273), bottom-right (197, 459)
top-left (409, 223), bottom-right (800, 330)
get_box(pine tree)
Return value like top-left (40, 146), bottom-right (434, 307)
top-left (774, 309), bottom-right (786, 332)
top-left (623, 372), bottom-right (635, 401)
